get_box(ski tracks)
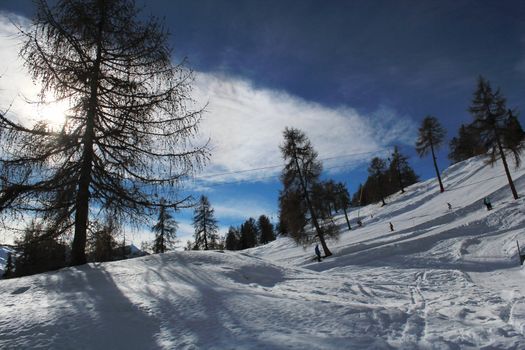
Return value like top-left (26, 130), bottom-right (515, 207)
top-left (401, 271), bottom-right (428, 346)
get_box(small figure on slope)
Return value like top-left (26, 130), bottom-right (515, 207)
top-left (447, 202), bottom-right (452, 210)
top-left (389, 222), bottom-right (394, 232)
top-left (483, 197), bottom-right (492, 211)
top-left (315, 244), bottom-right (322, 262)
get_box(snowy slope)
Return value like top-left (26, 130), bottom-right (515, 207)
top-left (2, 154), bottom-right (525, 349)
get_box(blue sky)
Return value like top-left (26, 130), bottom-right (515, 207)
top-left (1, 1), bottom-right (525, 245)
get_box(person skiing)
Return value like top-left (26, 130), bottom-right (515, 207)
top-left (447, 202), bottom-right (452, 210)
top-left (314, 244), bottom-right (321, 262)
top-left (483, 197), bottom-right (492, 211)
top-left (389, 222), bottom-right (394, 232)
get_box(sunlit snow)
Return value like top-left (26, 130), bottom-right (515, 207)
top-left (2, 154), bottom-right (525, 349)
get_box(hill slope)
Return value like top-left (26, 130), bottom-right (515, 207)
top-left (2, 155), bottom-right (525, 349)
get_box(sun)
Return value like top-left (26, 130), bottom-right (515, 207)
top-left (35, 97), bottom-right (70, 129)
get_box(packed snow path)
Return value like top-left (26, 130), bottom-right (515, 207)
top-left (2, 155), bottom-right (525, 349)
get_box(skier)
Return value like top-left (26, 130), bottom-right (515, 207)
top-left (357, 219), bottom-right (363, 227)
top-left (314, 244), bottom-right (321, 262)
top-left (447, 202), bottom-right (452, 210)
top-left (389, 222), bottom-right (394, 232)
top-left (483, 197), bottom-right (492, 211)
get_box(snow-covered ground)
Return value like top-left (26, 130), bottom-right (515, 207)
top-left (2, 154), bottom-right (525, 349)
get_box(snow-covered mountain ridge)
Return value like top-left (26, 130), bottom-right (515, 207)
top-left (2, 154), bottom-right (525, 349)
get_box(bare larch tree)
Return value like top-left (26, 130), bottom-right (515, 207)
top-left (0, 0), bottom-right (207, 265)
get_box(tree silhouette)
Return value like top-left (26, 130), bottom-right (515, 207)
top-left (193, 195), bottom-right (219, 250)
top-left (0, 0), bottom-right (207, 265)
top-left (225, 226), bottom-right (240, 250)
top-left (368, 157), bottom-right (388, 206)
top-left (239, 217), bottom-right (258, 249)
top-left (389, 146), bottom-right (418, 194)
top-left (152, 199), bottom-right (178, 253)
top-left (257, 215), bottom-right (276, 245)
top-left (335, 182), bottom-right (352, 231)
top-left (448, 124), bottom-right (485, 164)
top-left (416, 116), bottom-right (446, 193)
top-left (278, 127), bottom-right (335, 257)
top-left (468, 76), bottom-right (524, 200)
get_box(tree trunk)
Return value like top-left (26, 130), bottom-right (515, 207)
top-left (343, 208), bottom-right (351, 231)
top-left (71, 12), bottom-right (105, 266)
top-left (430, 141), bottom-right (445, 193)
top-left (497, 135), bottom-right (519, 200)
top-left (396, 164), bottom-right (405, 193)
top-left (291, 145), bottom-right (332, 257)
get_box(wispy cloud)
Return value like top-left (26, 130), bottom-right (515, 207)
top-left (193, 73), bottom-right (416, 183)
top-left (0, 12), bottom-right (417, 187)
top-left (0, 13), bottom-right (70, 128)
top-left (214, 199), bottom-right (276, 221)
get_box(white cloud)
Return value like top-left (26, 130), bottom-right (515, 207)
top-left (193, 73), bottom-right (416, 182)
top-left (0, 13), bottom-right (69, 128)
top-left (214, 199), bottom-right (276, 221)
top-left (0, 11), bottom-right (417, 186)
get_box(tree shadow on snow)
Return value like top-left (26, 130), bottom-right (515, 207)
top-left (36, 264), bottom-right (161, 349)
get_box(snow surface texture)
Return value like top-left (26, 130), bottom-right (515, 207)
top-left (2, 155), bottom-right (525, 349)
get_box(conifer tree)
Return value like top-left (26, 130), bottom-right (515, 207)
top-left (88, 217), bottom-right (119, 262)
top-left (278, 127), bottom-right (335, 257)
top-left (416, 116), bottom-right (446, 193)
top-left (225, 226), bottom-right (240, 250)
top-left (368, 157), bottom-right (388, 206)
top-left (239, 218), bottom-right (258, 249)
top-left (193, 195), bottom-right (218, 250)
top-left (276, 217), bottom-right (289, 237)
top-left (311, 182), bottom-right (331, 219)
top-left (351, 183), bottom-right (365, 206)
top-left (335, 182), bottom-right (352, 231)
top-left (0, 0), bottom-right (207, 266)
top-left (152, 199), bottom-right (178, 254)
top-left (469, 77), bottom-right (524, 199)
top-left (389, 146), bottom-right (418, 193)
top-left (448, 124), bottom-right (485, 164)
top-left (14, 220), bottom-right (67, 277)
top-left (258, 215), bottom-right (276, 245)
top-left (3, 252), bottom-right (14, 279)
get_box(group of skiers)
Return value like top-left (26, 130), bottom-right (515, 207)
top-left (314, 195), bottom-right (495, 262)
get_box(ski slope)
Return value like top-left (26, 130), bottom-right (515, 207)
top-left (2, 155), bottom-right (525, 349)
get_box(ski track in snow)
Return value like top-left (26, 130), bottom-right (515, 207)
top-left (3, 155), bottom-right (525, 348)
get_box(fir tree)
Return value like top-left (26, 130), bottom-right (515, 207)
top-left (152, 199), bottom-right (178, 254)
top-left (225, 226), bottom-right (240, 250)
top-left (276, 217), bottom-right (289, 237)
top-left (278, 127), bottom-right (335, 257)
top-left (448, 124), bottom-right (485, 164)
top-left (3, 252), bottom-right (14, 279)
top-left (88, 218), bottom-right (119, 262)
top-left (416, 116), bottom-right (446, 193)
top-left (335, 182), bottom-right (352, 231)
top-left (239, 218), bottom-right (258, 249)
top-left (468, 77), bottom-right (524, 199)
top-left (0, 0), bottom-right (207, 266)
top-left (258, 215), bottom-right (276, 245)
top-left (193, 195), bottom-right (219, 250)
top-left (389, 146), bottom-right (418, 193)
top-left (368, 157), bottom-right (388, 206)
top-left (14, 220), bottom-right (67, 277)
top-left (351, 183), bottom-right (365, 206)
